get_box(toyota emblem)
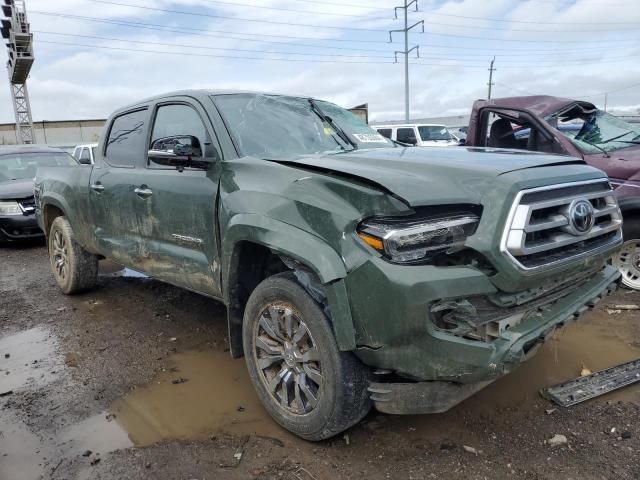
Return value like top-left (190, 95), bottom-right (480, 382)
top-left (569, 199), bottom-right (595, 235)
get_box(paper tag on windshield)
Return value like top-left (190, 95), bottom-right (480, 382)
top-left (353, 133), bottom-right (388, 143)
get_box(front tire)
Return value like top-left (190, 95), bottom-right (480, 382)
top-left (242, 272), bottom-right (370, 441)
top-left (48, 216), bottom-right (98, 294)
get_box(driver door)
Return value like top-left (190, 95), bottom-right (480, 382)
top-left (136, 99), bottom-right (223, 297)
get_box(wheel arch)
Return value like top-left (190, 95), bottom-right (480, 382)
top-left (221, 214), bottom-right (355, 358)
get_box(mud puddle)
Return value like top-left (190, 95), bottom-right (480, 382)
top-left (112, 350), bottom-right (287, 445)
top-left (0, 326), bottom-right (60, 393)
top-left (386, 313), bottom-right (640, 436)
top-left (0, 412), bottom-right (54, 480)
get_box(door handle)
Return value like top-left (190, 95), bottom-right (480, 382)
top-left (90, 183), bottom-right (104, 193)
top-left (134, 186), bottom-right (153, 199)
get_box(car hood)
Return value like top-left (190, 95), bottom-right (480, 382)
top-left (270, 147), bottom-right (584, 206)
top-left (0, 178), bottom-right (34, 200)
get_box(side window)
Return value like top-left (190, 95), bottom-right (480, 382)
top-left (72, 147), bottom-right (81, 159)
top-left (149, 104), bottom-right (208, 168)
top-left (105, 109), bottom-right (147, 168)
top-left (396, 127), bottom-right (418, 145)
top-left (377, 128), bottom-right (392, 139)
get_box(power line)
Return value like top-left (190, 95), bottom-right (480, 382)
top-left (31, 9), bottom-right (640, 46)
top-left (87, 0), bottom-right (640, 34)
top-left (34, 31), bottom-right (640, 65)
top-left (424, 9), bottom-right (640, 26)
top-left (36, 39), bottom-right (640, 70)
top-left (85, 0), bottom-right (389, 32)
top-left (36, 39), bottom-right (395, 63)
top-left (290, 0), bottom-right (390, 11)
top-left (196, 0), bottom-right (389, 19)
top-left (33, 31), bottom-right (393, 59)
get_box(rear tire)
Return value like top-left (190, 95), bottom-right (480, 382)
top-left (48, 216), bottom-right (98, 294)
top-left (242, 272), bottom-right (371, 441)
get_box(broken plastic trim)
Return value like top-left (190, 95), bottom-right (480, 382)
top-left (541, 358), bottom-right (640, 407)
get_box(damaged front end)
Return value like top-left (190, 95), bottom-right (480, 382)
top-left (429, 266), bottom-right (604, 344)
top-left (365, 266), bottom-right (619, 415)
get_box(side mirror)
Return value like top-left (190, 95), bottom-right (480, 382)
top-left (148, 135), bottom-right (211, 170)
top-left (78, 157), bottom-right (92, 165)
top-left (458, 138), bottom-right (466, 146)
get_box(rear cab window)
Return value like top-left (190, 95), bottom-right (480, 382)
top-left (104, 108), bottom-right (148, 168)
top-left (377, 128), bottom-right (392, 139)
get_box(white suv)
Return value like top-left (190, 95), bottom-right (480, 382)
top-left (373, 124), bottom-right (459, 147)
top-left (72, 143), bottom-right (98, 165)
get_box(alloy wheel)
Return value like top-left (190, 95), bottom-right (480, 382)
top-left (52, 229), bottom-right (69, 281)
top-left (253, 303), bottom-right (323, 415)
top-left (613, 240), bottom-right (640, 290)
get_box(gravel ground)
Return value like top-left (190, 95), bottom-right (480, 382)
top-left (1, 241), bottom-right (639, 480)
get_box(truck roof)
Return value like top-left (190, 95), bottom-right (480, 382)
top-left (112, 89), bottom-right (314, 115)
top-left (474, 95), bottom-right (597, 118)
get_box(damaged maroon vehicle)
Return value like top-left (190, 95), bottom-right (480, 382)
top-left (466, 96), bottom-right (640, 290)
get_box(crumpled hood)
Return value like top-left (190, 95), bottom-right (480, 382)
top-left (272, 147), bottom-right (584, 206)
top-left (0, 178), bottom-right (34, 200)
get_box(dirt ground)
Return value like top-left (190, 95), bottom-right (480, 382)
top-left (1, 241), bottom-right (640, 480)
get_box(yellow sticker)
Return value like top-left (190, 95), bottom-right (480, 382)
top-left (324, 126), bottom-right (334, 136)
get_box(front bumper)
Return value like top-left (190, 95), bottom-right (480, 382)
top-left (347, 255), bottom-right (620, 383)
top-left (0, 214), bottom-right (44, 241)
top-left (345, 258), bottom-right (619, 414)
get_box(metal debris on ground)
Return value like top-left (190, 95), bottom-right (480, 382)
top-left (547, 434), bottom-right (568, 447)
top-left (541, 358), bottom-right (640, 407)
top-left (463, 445), bottom-right (479, 455)
top-left (613, 305), bottom-right (640, 310)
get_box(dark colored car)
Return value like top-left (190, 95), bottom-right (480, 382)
top-left (0, 145), bottom-right (77, 242)
top-left (467, 96), bottom-right (640, 289)
top-left (35, 90), bottom-right (622, 440)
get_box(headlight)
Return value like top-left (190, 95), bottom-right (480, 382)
top-left (0, 201), bottom-right (22, 216)
top-left (357, 212), bottom-right (480, 264)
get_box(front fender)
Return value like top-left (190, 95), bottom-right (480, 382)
top-left (221, 213), bottom-right (347, 287)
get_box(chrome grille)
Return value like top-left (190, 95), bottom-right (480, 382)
top-left (502, 179), bottom-right (622, 271)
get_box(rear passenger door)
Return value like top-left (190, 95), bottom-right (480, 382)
top-left (137, 99), bottom-right (222, 297)
top-left (89, 108), bottom-right (151, 269)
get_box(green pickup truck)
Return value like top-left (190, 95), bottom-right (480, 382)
top-left (35, 91), bottom-right (623, 440)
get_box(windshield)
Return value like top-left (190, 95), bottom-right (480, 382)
top-left (418, 126), bottom-right (452, 141)
top-left (0, 151), bottom-right (77, 182)
top-left (549, 109), bottom-right (640, 154)
top-left (213, 93), bottom-right (393, 158)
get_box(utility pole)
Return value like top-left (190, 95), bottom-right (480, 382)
top-left (604, 93), bottom-right (608, 112)
top-left (389, 1), bottom-right (424, 121)
top-left (487, 56), bottom-right (496, 100)
top-left (1, 0), bottom-right (35, 144)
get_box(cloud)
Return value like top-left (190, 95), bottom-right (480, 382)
top-left (0, 0), bottom-right (639, 124)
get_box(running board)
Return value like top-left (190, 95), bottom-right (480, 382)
top-left (541, 358), bottom-right (640, 407)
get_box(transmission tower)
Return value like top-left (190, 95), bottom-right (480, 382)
top-left (1, 0), bottom-right (35, 144)
top-left (389, 1), bottom-right (424, 122)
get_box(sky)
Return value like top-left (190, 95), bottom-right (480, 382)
top-left (1, 0), bottom-right (640, 123)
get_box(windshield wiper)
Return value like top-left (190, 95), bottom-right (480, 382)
top-left (308, 99), bottom-right (357, 151)
top-left (601, 130), bottom-right (637, 144)
top-left (574, 136), bottom-right (610, 157)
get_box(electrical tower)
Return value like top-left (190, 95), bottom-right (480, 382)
top-left (1, 0), bottom-right (35, 144)
top-left (487, 56), bottom-right (496, 100)
top-left (389, 1), bottom-right (424, 122)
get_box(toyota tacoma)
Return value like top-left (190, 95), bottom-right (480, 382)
top-left (35, 91), bottom-right (623, 440)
